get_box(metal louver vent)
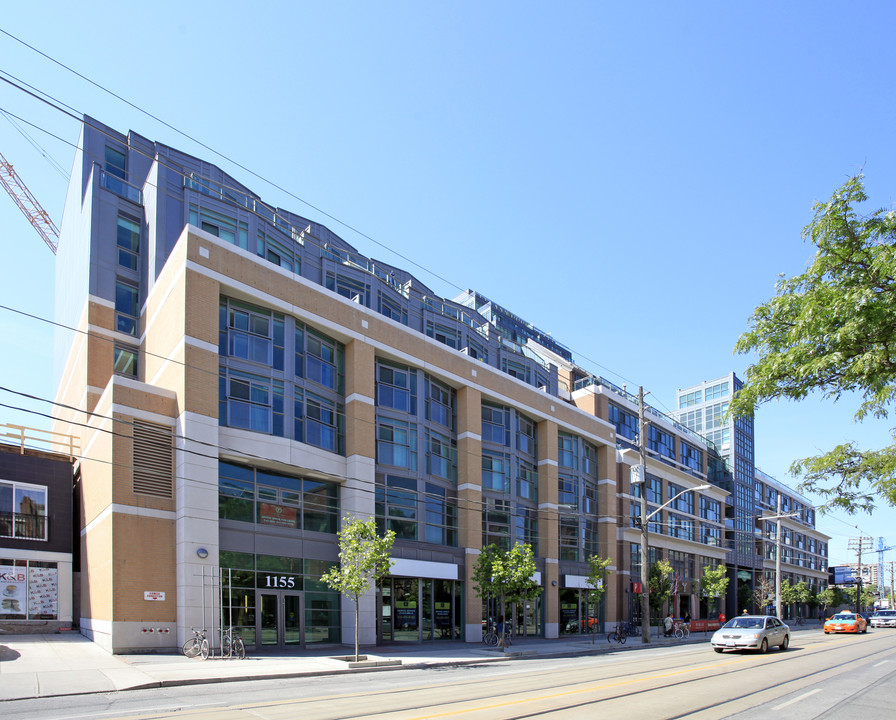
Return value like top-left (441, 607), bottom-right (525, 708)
top-left (132, 419), bottom-right (174, 498)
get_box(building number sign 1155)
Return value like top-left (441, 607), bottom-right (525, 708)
top-left (263, 575), bottom-right (296, 589)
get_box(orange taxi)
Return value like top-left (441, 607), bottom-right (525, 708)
top-left (823, 612), bottom-right (868, 634)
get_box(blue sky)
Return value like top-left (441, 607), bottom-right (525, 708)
top-left (1, 2), bottom-right (895, 570)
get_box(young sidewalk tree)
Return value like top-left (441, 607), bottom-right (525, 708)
top-left (321, 515), bottom-right (395, 662)
top-left (697, 564), bottom-right (729, 619)
top-left (730, 175), bottom-right (896, 514)
top-left (584, 555), bottom-right (612, 643)
top-left (646, 560), bottom-right (673, 626)
top-left (472, 543), bottom-right (542, 652)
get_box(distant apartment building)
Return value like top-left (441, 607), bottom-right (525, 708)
top-left (676, 375), bottom-right (829, 615)
top-left (50, 117), bottom-right (753, 652)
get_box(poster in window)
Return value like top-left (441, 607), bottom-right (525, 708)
top-left (28, 565), bottom-right (58, 618)
top-left (1, 564), bottom-right (27, 617)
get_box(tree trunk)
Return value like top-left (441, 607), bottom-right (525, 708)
top-left (354, 597), bottom-right (360, 662)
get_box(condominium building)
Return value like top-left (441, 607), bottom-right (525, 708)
top-left (676, 375), bottom-right (830, 614)
top-left (51, 116), bottom-right (731, 652)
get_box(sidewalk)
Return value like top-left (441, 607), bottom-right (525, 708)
top-left (0, 624), bottom-right (818, 701)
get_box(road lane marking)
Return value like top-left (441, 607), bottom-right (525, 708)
top-left (773, 688), bottom-right (822, 710)
top-left (873, 660), bottom-right (891, 667)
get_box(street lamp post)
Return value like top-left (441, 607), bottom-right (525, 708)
top-left (635, 386), bottom-right (711, 643)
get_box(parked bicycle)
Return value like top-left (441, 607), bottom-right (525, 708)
top-left (222, 626), bottom-right (246, 659)
top-left (482, 625), bottom-right (513, 647)
top-left (182, 628), bottom-right (209, 660)
top-left (607, 621), bottom-right (631, 644)
top-left (672, 620), bottom-right (690, 640)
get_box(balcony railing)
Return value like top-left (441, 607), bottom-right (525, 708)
top-left (0, 511), bottom-right (47, 541)
top-left (2, 423), bottom-right (80, 460)
top-left (100, 169), bottom-right (143, 204)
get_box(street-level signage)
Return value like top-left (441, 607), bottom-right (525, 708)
top-left (262, 574), bottom-right (297, 589)
top-left (144, 591), bottom-right (165, 601)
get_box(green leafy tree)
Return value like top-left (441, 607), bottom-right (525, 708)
top-left (472, 543), bottom-right (542, 650)
top-left (697, 564), bottom-right (729, 618)
top-left (731, 175), bottom-right (896, 513)
top-left (737, 581), bottom-right (752, 614)
top-left (817, 586), bottom-right (844, 617)
top-left (647, 560), bottom-right (673, 620)
top-left (807, 585), bottom-right (821, 614)
top-left (584, 555), bottom-right (612, 641)
top-left (321, 515), bottom-right (395, 661)
top-left (843, 584), bottom-right (876, 612)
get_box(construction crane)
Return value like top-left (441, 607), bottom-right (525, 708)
top-left (0, 150), bottom-right (58, 254)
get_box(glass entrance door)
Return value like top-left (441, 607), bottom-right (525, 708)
top-left (257, 591), bottom-right (303, 650)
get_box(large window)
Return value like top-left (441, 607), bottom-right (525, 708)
top-left (113, 345), bottom-right (138, 377)
top-left (668, 484), bottom-right (695, 514)
top-left (219, 553), bottom-right (340, 645)
top-left (376, 476), bottom-right (417, 540)
top-left (517, 414), bottom-right (537, 457)
top-left (377, 361), bottom-right (416, 413)
top-left (190, 204), bottom-right (248, 249)
top-left (325, 271), bottom-right (369, 305)
top-left (559, 516), bottom-right (580, 561)
top-left (375, 477), bottom-right (457, 546)
top-left (679, 390), bottom-right (702, 409)
top-left (516, 459), bottom-right (537, 500)
top-left (608, 402), bottom-right (639, 443)
top-left (558, 432), bottom-right (578, 470)
top-left (105, 145), bottom-right (126, 179)
top-left (220, 369), bottom-right (284, 436)
top-left (0, 481), bottom-right (47, 540)
top-left (483, 498), bottom-right (512, 550)
top-left (680, 441), bottom-right (703, 473)
top-left (424, 483), bottom-right (457, 546)
top-left (558, 474), bottom-right (579, 510)
top-left (668, 513), bottom-right (695, 541)
top-left (378, 292), bottom-right (407, 325)
top-left (648, 426), bottom-right (676, 460)
top-left (218, 462), bottom-right (338, 533)
top-left (426, 321), bottom-right (460, 349)
top-left (482, 451), bottom-right (510, 493)
top-left (221, 301), bottom-right (284, 369)
top-left (295, 390), bottom-right (344, 454)
top-left (115, 280), bottom-right (138, 335)
top-left (502, 358), bottom-right (531, 383)
top-left (426, 377), bottom-right (454, 429)
top-left (426, 429), bottom-right (456, 481)
top-left (481, 404), bottom-right (508, 445)
top-left (705, 382), bottom-right (729, 401)
top-left (700, 523), bottom-right (722, 547)
top-left (116, 215), bottom-right (140, 270)
top-left (302, 329), bottom-right (344, 392)
top-left (0, 560), bottom-right (57, 620)
top-left (699, 496), bottom-right (721, 522)
top-left (377, 419), bottom-right (417, 470)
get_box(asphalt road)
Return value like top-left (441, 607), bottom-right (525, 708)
top-left (3, 630), bottom-right (895, 720)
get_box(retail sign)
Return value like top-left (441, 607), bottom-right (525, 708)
top-left (259, 503), bottom-right (297, 528)
top-left (144, 591), bottom-right (166, 601)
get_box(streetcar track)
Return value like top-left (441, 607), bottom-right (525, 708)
top-left (76, 634), bottom-right (896, 720)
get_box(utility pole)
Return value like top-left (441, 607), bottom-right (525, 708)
top-left (889, 560), bottom-right (896, 610)
top-left (848, 537), bottom-right (873, 613)
top-left (638, 386), bottom-right (650, 644)
top-left (775, 493), bottom-right (782, 619)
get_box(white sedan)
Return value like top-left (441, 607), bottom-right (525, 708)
top-left (711, 615), bottom-right (790, 653)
